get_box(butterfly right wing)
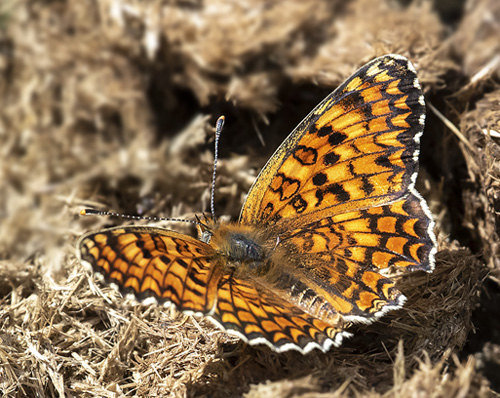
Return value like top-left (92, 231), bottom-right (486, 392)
top-left (270, 192), bottom-right (436, 324)
top-left (78, 226), bottom-right (223, 315)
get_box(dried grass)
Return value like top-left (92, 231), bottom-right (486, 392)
top-left (0, 0), bottom-right (499, 396)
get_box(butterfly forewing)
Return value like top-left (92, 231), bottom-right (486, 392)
top-left (78, 226), bottom-right (222, 314)
top-left (240, 55), bottom-right (425, 225)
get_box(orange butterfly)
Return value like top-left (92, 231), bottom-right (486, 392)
top-left (78, 54), bottom-right (436, 354)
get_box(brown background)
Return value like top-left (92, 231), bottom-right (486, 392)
top-left (1, 0), bottom-right (499, 397)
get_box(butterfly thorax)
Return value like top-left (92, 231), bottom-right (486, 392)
top-left (201, 222), bottom-right (272, 276)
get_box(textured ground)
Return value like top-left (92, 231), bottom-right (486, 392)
top-left (1, 0), bottom-right (499, 397)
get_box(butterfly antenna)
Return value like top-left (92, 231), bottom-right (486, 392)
top-left (80, 209), bottom-right (201, 226)
top-left (195, 214), bottom-right (210, 230)
top-left (210, 116), bottom-right (225, 220)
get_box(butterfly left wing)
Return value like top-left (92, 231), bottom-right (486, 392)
top-left (78, 226), bottom-right (348, 353)
top-left (78, 226), bottom-right (223, 314)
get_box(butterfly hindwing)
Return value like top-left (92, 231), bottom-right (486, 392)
top-left (210, 275), bottom-right (348, 353)
top-left (262, 191), bottom-right (435, 323)
top-left (281, 192), bottom-right (435, 273)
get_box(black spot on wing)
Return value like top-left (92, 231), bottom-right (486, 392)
top-left (160, 255), bottom-right (171, 265)
top-left (327, 183), bottom-right (350, 202)
top-left (361, 176), bottom-right (375, 195)
top-left (323, 152), bottom-right (340, 166)
top-left (375, 155), bottom-right (393, 169)
top-left (317, 125), bottom-right (332, 137)
top-left (328, 131), bottom-right (347, 146)
top-left (142, 248), bottom-right (152, 259)
top-left (314, 182), bottom-right (350, 207)
top-left (177, 258), bottom-right (188, 269)
top-left (312, 172), bottom-right (328, 186)
top-left (290, 195), bottom-right (307, 213)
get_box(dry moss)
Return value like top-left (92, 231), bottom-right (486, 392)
top-left (0, 0), bottom-right (499, 397)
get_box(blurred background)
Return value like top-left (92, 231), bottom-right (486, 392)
top-left (0, 0), bottom-right (499, 397)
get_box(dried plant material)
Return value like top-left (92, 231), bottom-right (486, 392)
top-left (0, 0), bottom-right (498, 397)
top-left (460, 91), bottom-right (500, 270)
top-left (287, 0), bottom-right (448, 89)
top-left (452, 0), bottom-right (500, 79)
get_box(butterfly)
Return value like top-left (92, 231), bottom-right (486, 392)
top-left (77, 54), bottom-right (437, 354)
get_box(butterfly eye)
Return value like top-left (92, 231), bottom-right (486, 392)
top-left (200, 230), bottom-right (213, 243)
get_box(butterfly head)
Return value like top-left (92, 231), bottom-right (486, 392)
top-left (196, 213), bottom-right (217, 243)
